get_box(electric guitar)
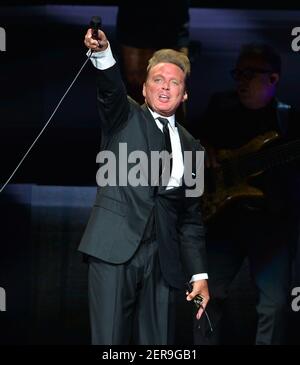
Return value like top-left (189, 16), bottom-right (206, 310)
top-left (202, 131), bottom-right (300, 222)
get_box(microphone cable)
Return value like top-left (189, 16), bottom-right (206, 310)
top-left (0, 52), bottom-right (93, 193)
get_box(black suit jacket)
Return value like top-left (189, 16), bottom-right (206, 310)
top-left (78, 63), bottom-right (206, 287)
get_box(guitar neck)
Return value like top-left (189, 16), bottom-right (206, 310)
top-left (237, 139), bottom-right (300, 176)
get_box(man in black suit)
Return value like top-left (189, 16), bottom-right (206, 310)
top-left (79, 28), bottom-right (209, 345)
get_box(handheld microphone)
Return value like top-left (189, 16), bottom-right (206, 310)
top-left (185, 282), bottom-right (204, 309)
top-left (90, 16), bottom-right (102, 40)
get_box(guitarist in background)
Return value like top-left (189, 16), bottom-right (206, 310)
top-left (193, 43), bottom-right (300, 345)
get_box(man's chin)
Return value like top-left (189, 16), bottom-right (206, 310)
top-left (239, 94), bottom-right (255, 109)
top-left (156, 108), bottom-right (173, 117)
top-left (240, 99), bottom-right (262, 110)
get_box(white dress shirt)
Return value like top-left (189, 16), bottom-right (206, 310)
top-left (88, 46), bottom-right (208, 282)
top-left (149, 110), bottom-right (184, 190)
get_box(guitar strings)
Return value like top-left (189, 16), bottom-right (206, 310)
top-left (219, 138), bottom-right (300, 180)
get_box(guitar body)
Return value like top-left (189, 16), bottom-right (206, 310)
top-left (202, 131), bottom-right (280, 222)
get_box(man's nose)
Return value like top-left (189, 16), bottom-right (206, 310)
top-left (237, 78), bottom-right (248, 87)
top-left (162, 82), bottom-right (170, 90)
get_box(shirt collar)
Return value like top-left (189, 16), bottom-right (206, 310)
top-left (147, 107), bottom-right (176, 129)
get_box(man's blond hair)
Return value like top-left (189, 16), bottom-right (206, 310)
top-left (146, 49), bottom-right (191, 79)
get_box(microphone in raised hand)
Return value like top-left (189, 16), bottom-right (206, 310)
top-left (84, 16), bottom-right (108, 52)
top-left (90, 16), bottom-right (102, 41)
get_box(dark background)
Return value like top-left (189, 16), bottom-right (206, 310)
top-left (0, 1), bottom-right (299, 345)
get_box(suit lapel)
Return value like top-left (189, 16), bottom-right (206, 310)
top-left (176, 123), bottom-right (197, 188)
top-left (176, 123), bottom-right (192, 155)
top-left (141, 104), bottom-right (164, 153)
top-left (141, 104), bottom-right (164, 191)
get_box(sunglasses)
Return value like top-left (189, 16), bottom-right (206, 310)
top-left (230, 68), bottom-right (273, 81)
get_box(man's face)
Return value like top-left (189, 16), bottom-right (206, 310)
top-left (142, 63), bottom-right (187, 117)
top-left (232, 56), bottom-right (279, 109)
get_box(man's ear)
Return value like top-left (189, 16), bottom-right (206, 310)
top-left (142, 83), bottom-right (146, 97)
top-left (182, 91), bottom-right (188, 102)
top-left (269, 73), bottom-right (279, 85)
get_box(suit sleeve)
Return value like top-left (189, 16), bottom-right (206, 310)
top-left (96, 63), bottom-right (130, 134)
top-left (178, 142), bottom-right (207, 278)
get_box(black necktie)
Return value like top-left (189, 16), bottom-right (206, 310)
top-left (157, 117), bottom-right (172, 155)
top-left (157, 117), bottom-right (173, 182)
